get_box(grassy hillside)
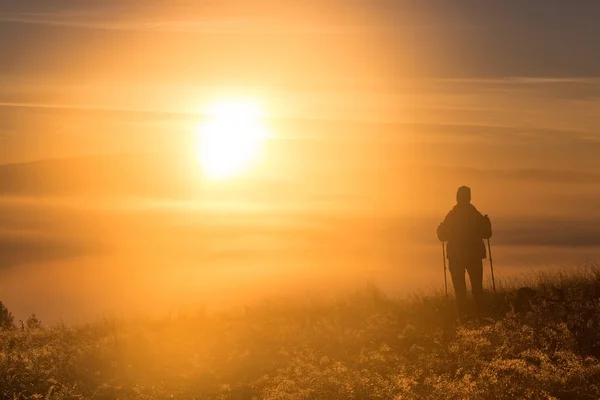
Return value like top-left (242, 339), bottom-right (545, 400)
top-left (2, 269), bottom-right (600, 399)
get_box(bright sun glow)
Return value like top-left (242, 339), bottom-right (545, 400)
top-left (196, 98), bottom-right (269, 180)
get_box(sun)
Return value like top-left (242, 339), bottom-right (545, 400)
top-left (195, 98), bottom-right (269, 180)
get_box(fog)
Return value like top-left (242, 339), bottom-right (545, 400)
top-left (2, 179), bottom-right (600, 322)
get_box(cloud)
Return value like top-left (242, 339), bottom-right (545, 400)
top-left (417, 166), bottom-right (600, 186)
top-left (0, 1), bottom-right (374, 34)
top-left (0, 198), bottom-right (112, 268)
top-left (494, 219), bottom-right (600, 248)
top-left (427, 78), bottom-right (600, 102)
top-left (0, 13), bottom-right (269, 34)
top-left (3, 1), bottom-right (600, 80)
top-left (0, 231), bottom-right (104, 268)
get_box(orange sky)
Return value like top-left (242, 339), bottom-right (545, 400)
top-left (3, 0), bottom-right (600, 233)
top-left (2, 1), bottom-right (600, 319)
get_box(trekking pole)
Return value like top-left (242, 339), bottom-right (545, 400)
top-left (442, 242), bottom-right (448, 299)
top-left (487, 238), bottom-right (496, 293)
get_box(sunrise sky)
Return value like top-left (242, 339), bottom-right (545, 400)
top-left (2, 1), bottom-right (600, 319)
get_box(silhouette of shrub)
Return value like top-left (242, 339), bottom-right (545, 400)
top-left (26, 313), bottom-right (42, 330)
top-left (0, 301), bottom-right (14, 330)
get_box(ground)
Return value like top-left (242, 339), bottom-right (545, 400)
top-left (2, 269), bottom-right (600, 399)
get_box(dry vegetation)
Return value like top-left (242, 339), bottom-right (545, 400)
top-left (2, 269), bottom-right (600, 399)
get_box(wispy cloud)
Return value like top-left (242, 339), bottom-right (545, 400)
top-left (0, 1), bottom-right (373, 34)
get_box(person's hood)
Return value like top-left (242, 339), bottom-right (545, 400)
top-left (456, 186), bottom-right (471, 205)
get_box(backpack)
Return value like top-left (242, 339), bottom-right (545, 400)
top-left (482, 215), bottom-right (492, 239)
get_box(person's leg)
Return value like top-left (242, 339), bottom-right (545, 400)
top-left (448, 259), bottom-right (468, 317)
top-left (466, 259), bottom-right (485, 315)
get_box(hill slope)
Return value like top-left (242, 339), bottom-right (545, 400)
top-left (2, 270), bottom-right (600, 399)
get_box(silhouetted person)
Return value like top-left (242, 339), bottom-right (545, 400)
top-left (437, 186), bottom-right (492, 317)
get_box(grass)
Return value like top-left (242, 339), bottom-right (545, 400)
top-left (2, 268), bottom-right (600, 399)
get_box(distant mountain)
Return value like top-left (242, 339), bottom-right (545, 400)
top-left (3, 153), bottom-right (599, 199)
